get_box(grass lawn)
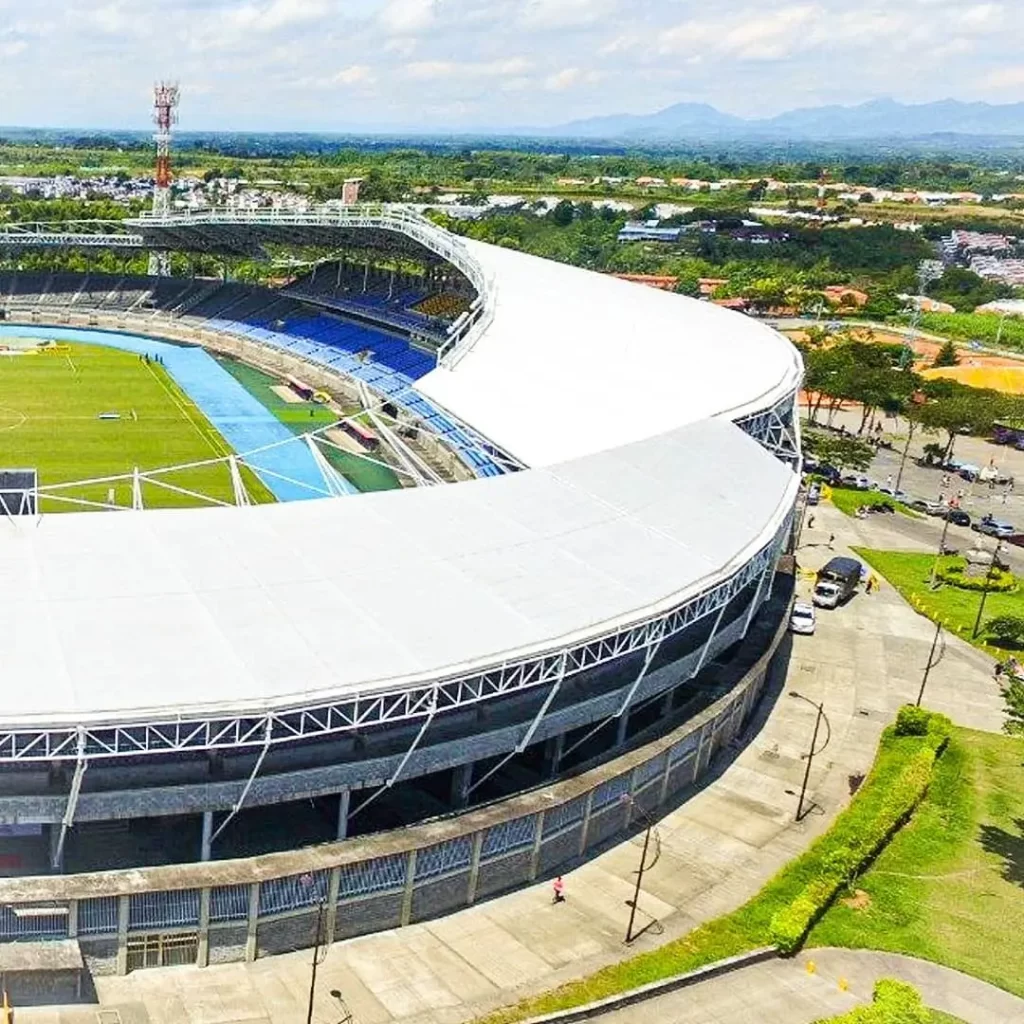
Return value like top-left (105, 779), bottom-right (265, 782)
top-left (811, 728), bottom-right (1024, 999)
top-left (828, 486), bottom-right (920, 519)
top-left (477, 726), bottom-right (952, 1024)
top-left (0, 342), bottom-right (273, 510)
top-left (215, 355), bottom-right (402, 492)
top-left (852, 547), bottom-right (1023, 656)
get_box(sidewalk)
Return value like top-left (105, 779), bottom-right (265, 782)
top-left (21, 506), bottom-right (1009, 1024)
top-left (578, 949), bottom-right (1024, 1024)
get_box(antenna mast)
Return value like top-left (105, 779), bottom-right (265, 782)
top-left (152, 82), bottom-right (180, 218)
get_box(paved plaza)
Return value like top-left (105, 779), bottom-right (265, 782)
top-left (18, 506), bottom-right (1011, 1024)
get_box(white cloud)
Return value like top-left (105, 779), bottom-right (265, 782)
top-left (405, 57), bottom-right (532, 80)
top-left (0, 0), bottom-right (1021, 130)
top-left (981, 65), bottom-right (1024, 89)
top-left (519, 0), bottom-right (617, 29)
top-left (379, 0), bottom-right (435, 34)
top-left (334, 64), bottom-right (375, 85)
top-left (544, 67), bottom-right (602, 90)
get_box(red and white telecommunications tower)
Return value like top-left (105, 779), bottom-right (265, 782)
top-left (152, 82), bottom-right (180, 218)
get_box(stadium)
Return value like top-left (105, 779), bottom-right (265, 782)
top-left (0, 202), bottom-right (801, 981)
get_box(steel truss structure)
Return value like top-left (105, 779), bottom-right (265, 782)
top-left (735, 390), bottom-right (801, 466)
top-left (0, 517), bottom-right (790, 764)
top-left (125, 206), bottom-right (496, 366)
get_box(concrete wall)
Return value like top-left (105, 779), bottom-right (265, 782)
top-left (0, 581), bottom-right (790, 975)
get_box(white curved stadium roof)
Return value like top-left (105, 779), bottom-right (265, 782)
top-left (0, 234), bottom-right (802, 728)
top-left (419, 239), bottom-right (802, 466)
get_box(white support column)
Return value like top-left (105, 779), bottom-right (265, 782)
top-left (131, 466), bottom-right (144, 510)
top-left (305, 436), bottom-right (353, 497)
top-left (200, 810), bottom-right (214, 862)
top-left (52, 728), bottom-right (88, 871)
top-left (228, 455), bottom-right (252, 506)
top-left (742, 554), bottom-right (776, 638)
top-left (336, 790), bottom-right (351, 841)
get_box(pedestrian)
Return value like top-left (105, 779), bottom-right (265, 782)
top-left (552, 876), bottom-right (565, 904)
top-left (828, 533), bottom-right (835, 550)
top-left (869, 573), bottom-right (879, 593)
top-left (886, 474), bottom-right (893, 490)
top-left (807, 514), bottom-right (815, 530)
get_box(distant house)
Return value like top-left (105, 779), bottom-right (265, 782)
top-left (712, 297), bottom-right (750, 311)
top-left (698, 277), bottom-right (729, 297)
top-left (634, 176), bottom-right (667, 188)
top-left (611, 274), bottom-right (678, 291)
top-left (900, 294), bottom-right (956, 314)
top-left (616, 224), bottom-right (681, 244)
top-left (823, 285), bottom-right (869, 308)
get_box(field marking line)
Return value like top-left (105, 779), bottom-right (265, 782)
top-left (143, 360), bottom-right (230, 460)
top-left (65, 354), bottom-right (78, 374)
top-left (0, 406), bottom-right (27, 432)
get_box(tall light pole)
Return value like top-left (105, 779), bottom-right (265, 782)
top-left (790, 691), bottom-right (831, 822)
top-left (301, 874), bottom-right (329, 1024)
top-left (972, 539), bottom-right (1005, 639)
top-left (917, 618), bottom-right (944, 707)
top-left (619, 794), bottom-right (661, 944)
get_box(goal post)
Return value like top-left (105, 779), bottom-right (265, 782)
top-left (0, 469), bottom-right (38, 517)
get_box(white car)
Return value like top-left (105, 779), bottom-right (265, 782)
top-left (790, 602), bottom-right (817, 635)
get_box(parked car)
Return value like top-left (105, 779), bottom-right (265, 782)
top-left (909, 498), bottom-right (948, 516)
top-left (946, 508), bottom-right (971, 527)
top-left (841, 473), bottom-right (870, 490)
top-left (790, 602), bottom-right (817, 635)
top-left (813, 556), bottom-right (862, 609)
top-left (974, 516), bottom-right (1016, 539)
top-left (878, 486), bottom-right (910, 502)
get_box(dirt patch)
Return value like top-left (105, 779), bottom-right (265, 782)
top-left (842, 889), bottom-right (872, 911)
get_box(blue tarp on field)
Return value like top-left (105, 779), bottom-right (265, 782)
top-left (0, 324), bottom-right (351, 501)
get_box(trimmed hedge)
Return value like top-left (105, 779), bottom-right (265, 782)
top-left (770, 708), bottom-right (950, 954)
top-left (894, 705), bottom-right (931, 737)
top-left (936, 562), bottom-right (1016, 594)
top-left (813, 978), bottom-right (932, 1023)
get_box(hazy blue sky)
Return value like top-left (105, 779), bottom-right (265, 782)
top-left (0, 0), bottom-right (1021, 130)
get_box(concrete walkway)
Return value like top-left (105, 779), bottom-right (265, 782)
top-left (20, 506), bottom-right (1010, 1024)
top-left (585, 949), bottom-right (1024, 1024)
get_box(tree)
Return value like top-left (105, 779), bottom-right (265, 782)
top-left (550, 200), bottom-right (575, 227)
top-left (1002, 677), bottom-right (1024, 736)
top-left (932, 340), bottom-right (960, 368)
top-left (986, 614), bottom-right (1024, 648)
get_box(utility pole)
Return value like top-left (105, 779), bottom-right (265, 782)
top-left (972, 540), bottom-right (1004, 639)
top-left (918, 618), bottom-right (944, 707)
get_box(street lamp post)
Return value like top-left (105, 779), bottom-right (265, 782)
top-left (972, 539), bottom-right (1004, 639)
top-left (917, 618), bottom-right (944, 707)
top-left (789, 691), bottom-right (831, 822)
top-left (302, 875), bottom-right (329, 1024)
top-left (619, 794), bottom-right (661, 944)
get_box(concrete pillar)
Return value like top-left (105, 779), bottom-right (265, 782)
top-left (615, 711), bottom-right (630, 749)
top-left (400, 849), bottom-right (417, 927)
top-left (336, 790), bottom-right (351, 841)
top-left (115, 895), bottom-right (129, 976)
top-left (48, 823), bottom-right (64, 873)
top-left (577, 790), bottom-right (595, 856)
top-left (528, 812), bottom-right (545, 881)
top-left (324, 867), bottom-right (341, 946)
top-left (67, 899), bottom-right (78, 939)
top-left (197, 888), bottom-right (211, 968)
top-left (200, 811), bottom-right (214, 862)
top-left (466, 832), bottom-right (484, 905)
top-left (244, 883), bottom-right (259, 962)
top-left (450, 763), bottom-right (473, 809)
top-left (543, 734), bottom-right (564, 778)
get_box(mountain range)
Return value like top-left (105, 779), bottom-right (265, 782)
top-left (532, 98), bottom-right (1024, 141)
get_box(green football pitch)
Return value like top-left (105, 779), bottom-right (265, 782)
top-left (0, 342), bottom-right (275, 511)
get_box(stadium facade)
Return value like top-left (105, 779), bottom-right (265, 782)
top-left (0, 207), bottom-right (802, 976)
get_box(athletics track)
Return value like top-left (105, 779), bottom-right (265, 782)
top-left (0, 324), bottom-right (354, 501)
